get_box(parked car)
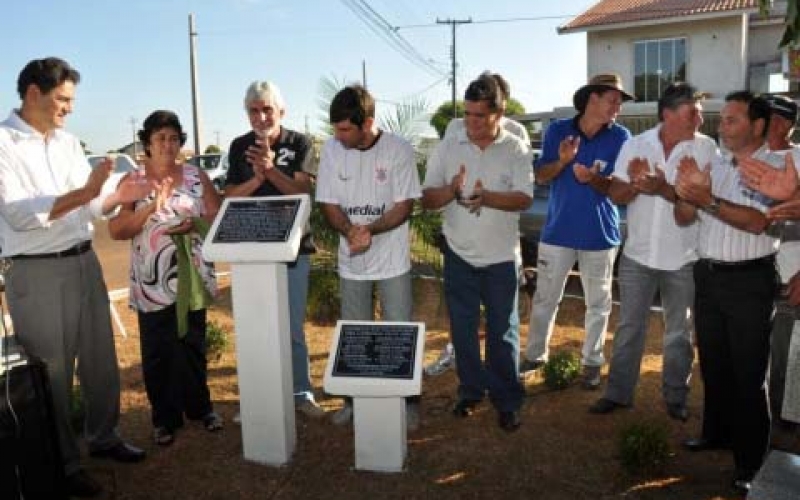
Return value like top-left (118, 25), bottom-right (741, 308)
top-left (86, 153), bottom-right (139, 194)
top-left (186, 153), bottom-right (228, 191)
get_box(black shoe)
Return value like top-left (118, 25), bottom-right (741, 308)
top-left (452, 399), bottom-right (480, 418)
top-left (498, 411), bottom-right (521, 432)
top-left (666, 403), bottom-right (689, 422)
top-left (588, 397), bottom-right (626, 414)
top-left (66, 469), bottom-right (102, 498)
top-left (682, 437), bottom-right (728, 452)
top-left (89, 441), bottom-right (146, 463)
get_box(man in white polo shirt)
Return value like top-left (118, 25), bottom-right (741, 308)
top-left (315, 84), bottom-right (421, 429)
top-left (675, 91), bottom-right (781, 495)
top-left (587, 83), bottom-right (717, 421)
top-left (422, 73), bottom-right (533, 431)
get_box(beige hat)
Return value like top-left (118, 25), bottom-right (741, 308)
top-left (573, 73), bottom-right (635, 112)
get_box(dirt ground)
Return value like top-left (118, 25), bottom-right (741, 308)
top-left (80, 221), bottom-right (755, 500)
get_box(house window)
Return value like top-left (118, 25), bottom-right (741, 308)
top-left (634, 38), bottom-right (687, 102)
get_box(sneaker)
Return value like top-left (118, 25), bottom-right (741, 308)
top-left (581, 365), bottom-right (601, 390)
top-left (519, 358), bottom-right (546, 378)
top-left (296, 399), bottom-right (326, 419)
top-left (588, 397), bottom-right (626, 414)
top-left (666, 403), bottom-right (689, 422)
top-left (406, 401), bottom-right (420, 431)
top-left (425, 343), bottom-right (455, 377)
top-left (331, 403), bottom-right (353, 426)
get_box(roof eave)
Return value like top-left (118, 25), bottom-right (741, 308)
top-left (558, 8), bottom-right (757, 35)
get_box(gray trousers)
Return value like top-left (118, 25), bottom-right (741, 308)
top-left (5, 249), bottom-right (122, 475)
top-left (603, 254), bottom-right (695, 407)
top-left (770, 298), bottom-right (796, 420)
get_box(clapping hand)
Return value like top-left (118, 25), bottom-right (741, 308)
top-left (739, 154), bottom-right (799, 201)
top-left (558, 135), bottom-right (580, 166)
top-left (675, 156), bottom-right (712, 206)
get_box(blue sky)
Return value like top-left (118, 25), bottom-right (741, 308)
top-left (0, 0), bottom-right (597, 153)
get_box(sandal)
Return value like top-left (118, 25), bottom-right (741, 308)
top-left (202, 412), bottom-right (223, 432)
top-left (153, 426), bottom-right (175, 446)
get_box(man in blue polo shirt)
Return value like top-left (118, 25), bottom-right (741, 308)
top-left (521, 74), bottom-right (632, 389)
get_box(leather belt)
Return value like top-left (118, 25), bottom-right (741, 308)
top-left (12, 240), bottom-right (92, 260)
top-left (698, 254), bottom-right (775, 272)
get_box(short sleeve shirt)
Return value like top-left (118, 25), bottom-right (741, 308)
top-left (536, 117), bottom-right (631, 250)
top-left (315, 131), bottom-right (421, 280)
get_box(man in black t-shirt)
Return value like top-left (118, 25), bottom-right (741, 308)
top-left (225, 80), bottom-right (323, 419)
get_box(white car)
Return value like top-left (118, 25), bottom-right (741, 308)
top-left (86, 153), bottom-right (139, 194)
top-left (186, 153), bottom-right (228, 191)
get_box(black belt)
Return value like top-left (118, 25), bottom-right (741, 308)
top-left (698, 254), bottom-right (775, 272)
top-left (12, 240), bottom-right (92, 260)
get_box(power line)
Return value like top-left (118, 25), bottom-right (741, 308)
top-left (395, 14), bottom-right (574, 30)
top-left (339, 0), bottom-right (447, 78)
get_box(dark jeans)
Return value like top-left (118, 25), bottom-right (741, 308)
top-left (443, 245), bottom-right (523, 412)
top-left (693, 258), bottom-right (777, 477)
top-left (138, 305), bottom-right (213, 430)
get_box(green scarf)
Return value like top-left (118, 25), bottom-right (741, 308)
top-left (171, 217), bottom-right (213, 338)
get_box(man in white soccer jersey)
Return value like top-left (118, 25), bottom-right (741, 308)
top-left (315, 84), bottom-right (422, 429)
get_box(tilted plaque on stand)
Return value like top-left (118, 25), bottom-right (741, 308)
top-left (202, 195), bottom-right (310, 466)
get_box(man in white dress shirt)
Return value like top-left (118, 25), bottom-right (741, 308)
top-left (675, 91), bottom-right (781, 494)
top-left (587, 83), bottom-right (717, 421)
top-left (0, 57), bottom-right (151, 497)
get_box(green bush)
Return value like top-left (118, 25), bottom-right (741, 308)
top-left (542, 351), bottom-right (581, 390)
top-left (306, 269), bottom-right (340, 324)
top-left (206, 320), bottom-right (229, 362)
top-left (618, 421), bottom-right (671, 474)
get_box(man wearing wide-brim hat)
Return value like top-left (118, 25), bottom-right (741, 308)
top-left (520, 73), bottom-right (633, 389)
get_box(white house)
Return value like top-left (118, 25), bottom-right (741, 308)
top-left (558, 0), bottom-right (796, 101)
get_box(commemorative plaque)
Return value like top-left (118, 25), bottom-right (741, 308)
top-left (332, 323), bottom-right (418, 379)
top-left (212, 198), bottom-right (299, 244)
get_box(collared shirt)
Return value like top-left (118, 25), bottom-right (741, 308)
top-left (696, 145), bottom-right (781, 262)
top-left (613, 125), bottom-right (718, 270)
top-left (536, 117), bottom-right (631, 250)
top-left (0, 111), bottom-right (106, 257)
top-left (423, 128), bottom-right (534, 267)
top-left (444, 116), bottom-right (531, 145)
top-left (316, 131), bottom-right (421, 280)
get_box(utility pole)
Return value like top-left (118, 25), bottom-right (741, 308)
top-left (362, 59), bottom-right (367, 89)
top-left (188, 13), bottom-right (202, 155)
top-left (214, 130), bottom-right (220, 148)
top-left (436, 18), bottom-right (471, 119)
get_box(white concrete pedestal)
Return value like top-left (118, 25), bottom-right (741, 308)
top-left (231, 263), bottom-right (295, 465)
top-left (353, 397), bottom-right (407, 472)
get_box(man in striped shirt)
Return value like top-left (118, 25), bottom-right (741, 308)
top-left (674, 91), bottom-right (781, 494)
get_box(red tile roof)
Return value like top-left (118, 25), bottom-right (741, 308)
top-left (560, 0), bottom-right (759, 33)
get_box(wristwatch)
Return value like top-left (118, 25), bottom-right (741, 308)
top-left (704, 196), bottom-right (721, 215)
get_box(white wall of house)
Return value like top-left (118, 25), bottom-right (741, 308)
top-left (586, 15), bottom-right (749, 101)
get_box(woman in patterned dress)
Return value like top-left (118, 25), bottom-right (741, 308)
top-left (109, 110), bottom-right (222, 445)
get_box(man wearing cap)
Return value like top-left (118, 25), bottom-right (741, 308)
top-left (585, 82), bottom-right (717, 420)
top-left (761, 95), bottom-right (800, 439)
top-left (521, 74), bottom-right (632, 389)
top-left (675, 91), bottom-right (781, 494)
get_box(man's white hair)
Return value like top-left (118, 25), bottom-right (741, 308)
top-left (243, 80), bottom-right (285, 110)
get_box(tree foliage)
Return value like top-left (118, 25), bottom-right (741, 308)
top-left (204, 144), bottom-right (221, 154)
top-left (429, 98), bottom-right (526, 139)
top-left (760, 0), bottom-right (799, 47)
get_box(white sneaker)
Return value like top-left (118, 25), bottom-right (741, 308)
top-left (406, 402), bottom-right (420, 431)
top-left (331, 403), bottom-right (353, 426)
top-left (425, 343), bottom-right (455, 377)
top-left (296, 399), bottom-right (326, 419)
top-left (233, 412), bottom-right (241, 425)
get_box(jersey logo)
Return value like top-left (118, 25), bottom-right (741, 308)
top-left (276, 148), bottom-right (295, 167)
top-left (375, 165), bottom-right (388, 184)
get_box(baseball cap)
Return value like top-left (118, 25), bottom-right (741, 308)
top-left (767, 95), bottom-right (798, 124)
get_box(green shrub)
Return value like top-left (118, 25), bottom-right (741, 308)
top-left (618, 421), bottom-right (671, 474)
top-left (306, 269), bottom-right (340, 324)
top-left (542, 351), bottom-right (581, 390)
top-left (206, 320), bottom-right (229, 362)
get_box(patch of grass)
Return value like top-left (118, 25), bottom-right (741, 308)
top-left (206, 320), bottom-right (229, 363)
top-left (69, 383), bottom-right (84, 435)
top-left (543, 351), bottom-right (581, 390)
top-left (618, 420), bottom-right (671, 475)
top-left (306, 269), bottom-right (340, 325)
